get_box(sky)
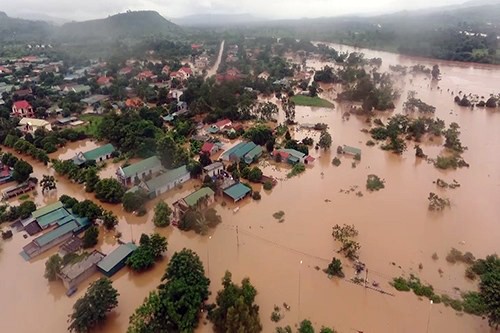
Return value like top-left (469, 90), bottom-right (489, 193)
top-left (1, 0), bottom-right (479, 21)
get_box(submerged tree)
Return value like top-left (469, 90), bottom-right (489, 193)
top-left (209, 271), bottom-right (262, 333)
top-left (68, 278), bottom-right (119, 333)
top-left (318, 130), bottom-right (332, 149)
top-left (153, 201), bottom-right (173, 227)
top-left (40, 175), bottom-right (57, 194)
top-left (44, 254), bottom-right (62, 281)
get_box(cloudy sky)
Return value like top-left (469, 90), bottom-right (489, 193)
top-left (2, 0), bottom-right (477, 21)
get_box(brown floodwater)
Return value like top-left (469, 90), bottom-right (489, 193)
top-left (1, 44), bottom-right (500, 333)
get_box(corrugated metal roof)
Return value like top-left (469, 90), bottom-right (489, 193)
top-left (221, 142), bottom-right (247, 159)
top-left (244, 145), bottom-right (263, 163)
top-left (121, 156), bottom-right (162, 178)
top-left (184, 187), bottom-right (215, 207)
top-left (32, 201), bottom-right (64, 219)
top-left (343, 145), bottom-right (361, 156)
top-left (282, 149), bottom-right (306, 159)
top-left (97, 243), bottom-right (137, 273)
top-left (231, 142), bottom-right (256, 159)
top-left (34, 221), bottom-right (78, 247)
top-left (224, 183), bottom-right (251, 201)
top-left (36, 208), bottom-right (71, 228)
top-left (82, 143), bottom-right (115, 161)
top-left (59, 251), bottom-right (104, 280)
top-left (144, 165), bottom-right (189, 192)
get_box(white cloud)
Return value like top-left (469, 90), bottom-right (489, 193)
top-left (2, 0), bottom-right (468, 21)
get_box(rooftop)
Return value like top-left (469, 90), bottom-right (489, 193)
top-left (97, 243), bottom-right (137, 273)
top-left (183, 187), bottom-right (215, 207)
top-left (121, 156), bottom-right (162, 178)
top-left (281, 149), bottom-right (306, 159)
top-left (36, 207), bottom-right (71, 229)
top-left (203, 161), bottom-right (224, 172)
top-left (82, 143), bottom-right (115, 161)
top-left (343, 145), bottom-right (362, 156)
top-left (144, 165), bottom-right (189, 192)
top-left (59, 251), bottom-right (104, 280)
top-left (32, 201), bottom-right (64, 219)
top-left (224, 183), bottom-right (251, 201)
top-left (34, 220), bottom-right (78, 247)
top-left (13, 100), bottom-right (31, 109)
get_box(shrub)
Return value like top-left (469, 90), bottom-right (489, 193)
top-left (332, 157), bottom-right (341, 166)
top-left (252, 191), bottom-right (261, 200)
top-left (263, 180), bottom-right (273, 191)
top-left (366, 174), bottom-right (385, 191)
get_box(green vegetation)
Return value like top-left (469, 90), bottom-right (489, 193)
top-left (78, 114), bottom-right (103, 137)
top-left (68, 278), bottom-right (119, 333)
top-left (273, 211), bottom-right (285, 220)
top-left (208, 271), bottom-right (262, 333)
top-left (101, 211), bottom-right (118, 230)
top-left (127, 249), bottom-right (209, 333)
top-left (252, 191), bottom-right (262, 200)
top-left (263, 181), bottom-right (274, 191)
top-left (332, 224), bottom-right (360, 260)
top-left (178, 207), bottom-right (222, 235)
top-left (403, 91), bottom-right (436, 113)
top-left (277, 319), bottom-right (338, 333)
top-left (153, 201), bottom-right (172, 227)
top-left (287, 163), bottom-right (306, 178)
top-left (446, 248), bottom-right (476, 265)
top-left (332, 157), bottom-right (341, 166)
top-left (0, 200), bottom-right (36, 223)
top-left (318, 130), bottom-right (332, 150)
top-left (366, 174), bottom-right (385, 191)
top-left (324, 257), bottom-right (344, 278)
top-left (122, 190), bottom-right (149, 213)
top-left (428, 192), bottom-right (450, 211)
top-left (126, 233), bottom-right (167, 272)
top-left (82, 226), bottom-right (99, 249)
top-left (290, 95), bottom-right (334, 108)
top-left (40, 175), bottom-right (57, 194)
top-left (434, 154), bottom-right (469, 170)
top-left (12, 160), bottom-right (33, 183)
top-left (44, 254), bottom-right (63, 281)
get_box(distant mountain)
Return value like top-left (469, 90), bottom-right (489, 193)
top-left (171, 13), bottom-right (263, 27)
top-left (12, 12), bottom-right (70, 26)
top-left (57, 11), bottom-right (183, 41)
top-left (0, 11), bottom-right (53, 41)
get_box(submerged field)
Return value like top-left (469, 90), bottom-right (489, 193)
top-left (291, 95), bottom-right (335, 108)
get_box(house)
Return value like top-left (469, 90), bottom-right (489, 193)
top-left (116, 156), bottom-right (164, 186)
top-left (11, 100), bottom-right (34, 118)
top-left (72, 144), bottom-right (116, 166)
top-left (273, 149), bottom-right (311, 164)
top-left (63, 84), bottom-right (91, 95)
top-left (203, 162), bottom-right (224, 177)
top-left (207, 118), bottom-right (232, 133)
top-left (19, 118), bottom-right (52, 134)
top-left (0, 66), bottom-right (13, 75)
top-left (20, 219), bottom-right (89, 260)
top-left (13, 89), bottom-right (32, 98)
top-left (32, 201), bottom-right (70, 230)
top-left (118, 67), bottom-right (133, 75)
top-left (201, 142), bottom-right (219, 156)
top-left (139, 165), bottom-right (191, 198)
top-left (97, 76), bottom-right (112, 86)
top-left (224, 183), bottom-right (252, 202)
top-left (179, 66), bottom-right (193, 78)
top-left (59, 236), bottom-right (83, 256)
top-left (342, 145), bottom-right (362, 157)
top-left (162, 65), bottom-right (170, 75)
top-left (221, 142), bottom-right (258, 162)
top-left (177, 101), bottom-right (188, 113)
top-left (136, 70), bottom-right (155, 81)
top-left (125, 97), bottom-right (143, 108)
top-left (244, 145), bottom-right (263, 164)
top-left (174, 187), bottom-right (215, 217)
top-left (58, 250), bottom-right (105, 290)
top-left (97, 243), bottom-right (137, 277)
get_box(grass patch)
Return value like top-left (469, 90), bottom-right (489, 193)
top-left (18, 194), bottom-right (30, 201)
top-left (291, 95), bottom-right (334, 108)
top-left (78, 114), bottom-right (103, 137)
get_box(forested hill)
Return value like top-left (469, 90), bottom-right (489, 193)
top-left (56, 11), bottom-right (183, 41)
top-left (220, 3), bottom-right (500, 64)
top-left (0, 11), bottom-right (53, 42)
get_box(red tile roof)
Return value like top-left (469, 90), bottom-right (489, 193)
top-left (136, 70), bottom-right (154, 79)
top-left (97, 76), bottom-right (112, 85)
top-left (13, 100), bottom-right (31, 109)
top-left (305, 156), bottom-right (315, 163)
top-left (201, 142), bottom-right (215, 153)
top-left (215, 119), bottom-right (231, 128)
top-left (179, 67), bottom-right (192, 75)
top-left (118, 67), bottom-right (132, 75)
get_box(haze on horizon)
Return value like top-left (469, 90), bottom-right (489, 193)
top-left (2, 0), bottom-right (483, 22)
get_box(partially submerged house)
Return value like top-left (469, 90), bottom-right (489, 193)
top-left (139, 165), bottom-right (191, 198)
top-left (97, 243), bottom-right (137, 277)
top-left (11, 100), bottom-right (34, 118)
top-left (221, 142), bottom-right (262, 164)
top-left (116, 156), bottom-right (163, 186)
top-left (72, 143), bottom-right (115, 166)
top-left (223, 183), bottom-right (252, 202)
top-left (342, 145), bottom-right (362, 157)
top-left (19, 118), bottom-right (52, 134)
top-left (58, 250), bottom-right (105, 290)
top-left (174, 187), bottom-right (215, 217)
top-left (203, 162), bottom-right (224, 178)
top-left (201, 142), bottom-right (219, 156)
top-left (273, 149), bottom-right (315, 165)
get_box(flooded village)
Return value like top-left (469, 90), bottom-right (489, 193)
top-left (0, 12), bottom-right (499, 333)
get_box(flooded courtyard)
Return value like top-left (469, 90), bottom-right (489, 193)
top-left (1, 44), bottom-right (499, 333)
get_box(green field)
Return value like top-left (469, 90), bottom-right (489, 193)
top-left (78, 114), bottom-right (103, 137)
top-left (291, 95), bottom-right (335, 108)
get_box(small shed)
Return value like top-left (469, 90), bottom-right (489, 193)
top-left (97, 243), bottom-right (138, 277)
top-left (342, 145), bottom-right (361, 157)
top-left (224, 183), bottom-right (251, 202)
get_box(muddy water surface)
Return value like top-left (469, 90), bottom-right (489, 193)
top-left (1, 45), bottom-right (500, 333)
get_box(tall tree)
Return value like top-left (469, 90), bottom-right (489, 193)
top-left (94, 178), bottom-right (125, 204)
top-left (319, 130), bottom-right (332, 150)
top-left (68, 278), bottom-right (119, 333)
top-left (209, 271), bottom-right (262, 333)
top-left (101, 210), bottom-right (118, 230)
top-left (12, 160), bottom-right (33, 183)
top-left (40, 175), bottom-right (57, 194)
top-left (153, 201), bottom-right (172, 227)
top-left (156, 134), bottom-right (189, 169)
top-left (44, 254), bottom-right (62, 281)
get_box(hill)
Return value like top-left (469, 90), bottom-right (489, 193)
top-left (0, 11), bottom-right (53, 41)
top-left (171, 13), bottom-right (263, 27)
top-left (57, 11), bottom-right (183, 41)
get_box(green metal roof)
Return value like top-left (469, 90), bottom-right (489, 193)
top-left (34, 221), bottom-right (78, 247)
top-left (244, 145), bottom-right (263, 163)
top-left (224, 183), bottom-right (251, 201)
top-left (37, 208), bottom-right (71, 228)
top-left (32, 201), bottom-right (63, 219)
top-left (232, 142), bottom-right (256, 159)
top-left (97, 243), bottom-right (137, 273)
top-left (282, 149), bottom-right (306, 159)
top-left (184, 187), bottom-right (215, 207)
top-left (121, 156), bottom-right (162, 178)
top-left (82, 144), bottom-right (115, 161)
top-left (221, 142), bottom-right (247, 159)
top-left (145, 165), bottom-right (189, 192)
top-left (343, 145), bottom-right (361, 156)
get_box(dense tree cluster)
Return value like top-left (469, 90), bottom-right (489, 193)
top-left (127, 233), bottom-right (168, 272)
